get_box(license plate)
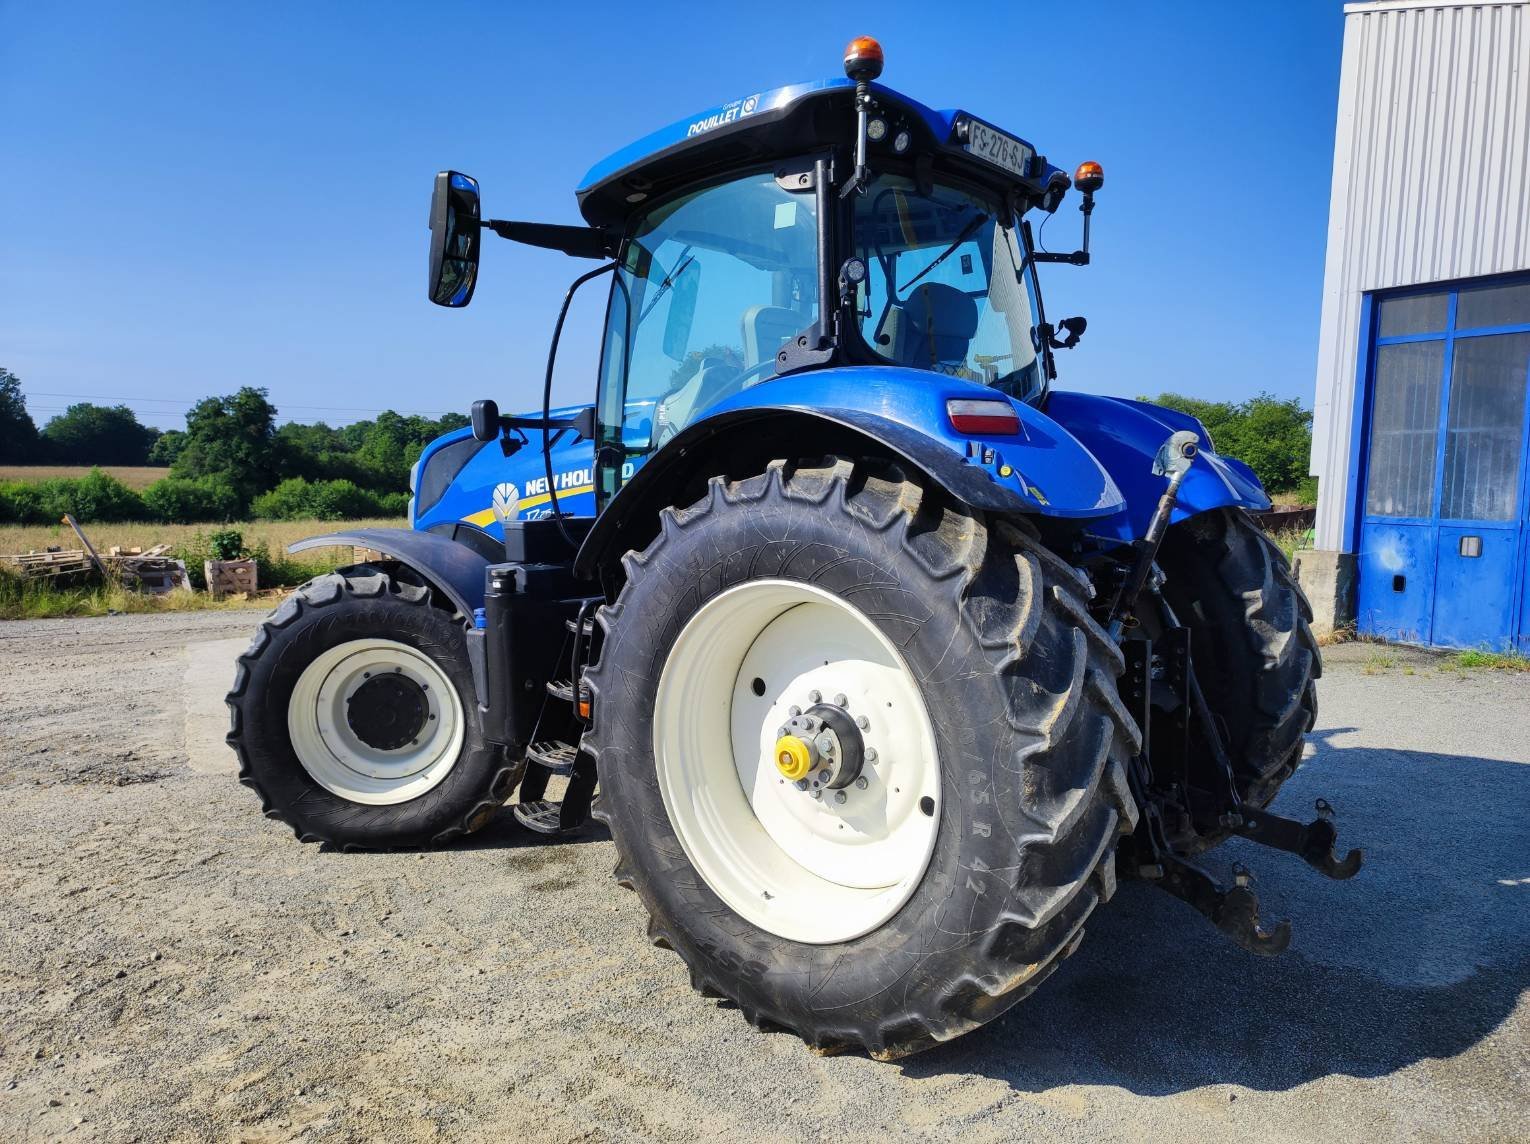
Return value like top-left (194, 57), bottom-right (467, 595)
top-left (962, 118), bottom-right (1033, 180)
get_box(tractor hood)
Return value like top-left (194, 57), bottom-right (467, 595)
top-left (576, 78), bottom-right (1068, 228)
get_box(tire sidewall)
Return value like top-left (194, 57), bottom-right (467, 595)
top-left (238, 577), bottom-right (502, 846)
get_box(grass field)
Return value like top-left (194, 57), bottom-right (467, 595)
top-left (0, 517), bottom-right (403, 556)
top-left (0, 464), bottom-right (171, 490)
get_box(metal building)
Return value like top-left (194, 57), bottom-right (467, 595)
top-left (1308, 0), bottom-right (1530, 650)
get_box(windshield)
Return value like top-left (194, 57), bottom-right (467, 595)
top-left (853, 176), bottom-right (1043, 401)
top-left (597, 169), bottom-right (819, 481)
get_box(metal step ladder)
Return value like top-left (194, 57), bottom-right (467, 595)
top-left (510, 600), bottom-right (600, 836)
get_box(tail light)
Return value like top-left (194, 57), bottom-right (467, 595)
top-left (946, 398), bottom-right (1020, 436)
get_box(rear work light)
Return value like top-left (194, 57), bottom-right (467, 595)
top-left (946, 398), bottom-right (1021, 436)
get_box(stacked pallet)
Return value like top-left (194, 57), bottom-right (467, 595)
top-left (0, 548), bottom-right (94, 579)
top-left (0, 542), bottom-right (190, 593)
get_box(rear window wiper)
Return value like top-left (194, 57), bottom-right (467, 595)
top-left (898, 213), bottom-right (988, 294)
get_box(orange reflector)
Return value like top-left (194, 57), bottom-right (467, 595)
top-left (578, 697), bottom-right (591, 719)
top-left (947, 398), bottom-right (1021, 436)
top-left (1073, 160), bottom-right (1104, 193)
top-left (843, 35), bottom-right (885, 81)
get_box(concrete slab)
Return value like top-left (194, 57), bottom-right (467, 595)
top-left (183, 637), bottom-right (243, 775)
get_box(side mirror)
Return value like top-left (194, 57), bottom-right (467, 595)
top-left (429, 171), bottom-right (482, 307)
top-left (470, 398), bottom-right (500, 442)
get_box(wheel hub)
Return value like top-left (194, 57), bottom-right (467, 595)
top-left (776, 702), bottom-right (866, 793)
top-left (345, 671), bottom-right (429, 751)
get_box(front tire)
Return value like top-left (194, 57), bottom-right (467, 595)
top-left (584, 459), bottom-right (1140, 1058)
top-left (1156, 508), bottom-right (1321, 810)
top-left (226, 564), bottom-right (521, 849)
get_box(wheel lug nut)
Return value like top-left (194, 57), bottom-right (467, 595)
top-left (818, 769), bottom-right (830, 782)
top-left (794, 779), bottom-right (808, 791)
top-left (856, 715), bottom-right (870, 730)
top-left (809, 690), bottom-right (821, 703)
top-left (865, 748), bottom-right (878, 763)
top-left (789, 705), bottom-right (801, 717)
top-left (833, 693), bottom-right (848, 708)
top-left (811, 790), bottom-right (823, 800)
top-left (834, 790), bottom-right (847, 804)
top-left (855, 776), bottom-right (869, 790)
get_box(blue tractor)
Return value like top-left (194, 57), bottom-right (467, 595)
top-left (229, 39), bottom-right (1359, 1059)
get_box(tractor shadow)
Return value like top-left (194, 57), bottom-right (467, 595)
top-left (905, 727), bottom-right (1530, 1094)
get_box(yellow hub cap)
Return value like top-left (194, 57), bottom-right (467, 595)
top-left (773, 735), bottom-right (813, 781)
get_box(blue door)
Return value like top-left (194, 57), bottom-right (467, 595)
top-left (1357, 278), bottom-right (1530, 651)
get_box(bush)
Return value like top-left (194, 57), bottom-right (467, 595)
top-left (141, 476), bottom-right (243, 524)
top-left (252, 477), bottom-right (400, 521)
top-left (0, 469), bottom-right (147, 524)
top-left (208, 529), bottom-right (245, 561)
top-left (0, 481), bottom-right (46, 523)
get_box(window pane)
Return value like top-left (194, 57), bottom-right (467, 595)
top-left (1456, 281), bottom-right (1530, 330)
top-left (1366, 341), bottom-right (1444, 517)
top-left (1440, 332), bottom-right (1530, 521)
top-left (1377, 292), bottom-right (1448, 337)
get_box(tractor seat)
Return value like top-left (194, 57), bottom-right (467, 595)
top-left (655, 358), bottom-right (742, 443)
top-left (901, 283), bottom-right (978, 372)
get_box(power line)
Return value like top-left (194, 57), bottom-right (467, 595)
top-left (20, 391), bottom-right (461, 417)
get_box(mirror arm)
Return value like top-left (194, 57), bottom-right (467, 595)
top-left (1029, 189), bottom-right (1095, 266)
top-left (483, 219), bottom-right (617, 260)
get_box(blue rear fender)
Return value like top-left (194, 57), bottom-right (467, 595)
top-left (573, 366), bottom-right (1132, 576)
top-left (699, 366), bottom-right (1127, 518)
top-left (1045, 390), bottom-right (1271, 539)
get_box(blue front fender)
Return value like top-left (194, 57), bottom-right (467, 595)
top-left (1045, 391), bottom-right (1271, 539)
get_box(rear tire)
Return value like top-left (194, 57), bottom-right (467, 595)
top-left (226, 564), bottom-right (521, 849)
top-left (584, 459), bottom-right (1140, 1058)
top-left (1156, 508), bottom-right (1321, 809)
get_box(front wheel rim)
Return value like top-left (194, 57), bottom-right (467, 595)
top-left (652, 580), bottom-right (941, 945)
top-left (287, 638), bottom-right (465, 806)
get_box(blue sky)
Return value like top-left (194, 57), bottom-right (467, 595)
top-left (0, 1), bottom-right (1343, 433)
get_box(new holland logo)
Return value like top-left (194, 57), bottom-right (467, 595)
top-left (491, 482), bottom-right (520, 522)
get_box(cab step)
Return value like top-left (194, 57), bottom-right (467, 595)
top-left (547, 678), bottom-right (579, 703)
top-left (525, 739), bottom-right (578, 775)
top-left (511, 800), bottom-right (567, 835)
top-left (565, 615), bottom-right (595, 636)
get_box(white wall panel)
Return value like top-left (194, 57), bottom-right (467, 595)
top-left (1311, 0), bottom-right (1529, 550)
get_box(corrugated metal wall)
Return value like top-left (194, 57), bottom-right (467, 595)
top-left (1311, 0), bottom-right (1530, 551)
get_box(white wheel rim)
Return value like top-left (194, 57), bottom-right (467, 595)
top-left (653, 580), bottom-right (941, 945)
top-left (287, 638), bottom-right (465, 806)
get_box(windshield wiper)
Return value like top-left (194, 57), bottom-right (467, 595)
top-left (898, 213), bottom-right (989, 294)
top-left (639, 246), bottom-right (696, 323)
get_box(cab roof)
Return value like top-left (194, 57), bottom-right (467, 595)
top-left (575, 77), bottom-right (1068, 229)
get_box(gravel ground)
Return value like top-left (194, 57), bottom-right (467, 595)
top-left (1, 613), bottom-right (1526, 1142)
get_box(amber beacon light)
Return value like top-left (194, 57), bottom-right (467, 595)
top-left (843, 36), bottom-right (884, 82)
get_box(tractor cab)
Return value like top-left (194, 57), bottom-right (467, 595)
top-left (429, 37), bottom-right (1101, 513)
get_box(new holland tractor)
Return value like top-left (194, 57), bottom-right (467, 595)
top-left (228, 38), bottom-right (1360, 1059)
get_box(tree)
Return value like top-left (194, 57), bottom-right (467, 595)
top-left (171, 387), bottom-right (285, 509)
top-left (0, 367), bottom-right (40, 462)
top-left (1137, 391), bottom-right (1313, 495)
top-left (148, 429), bottom-right (187, 466)
top-left (41, 402), bottom-right (160, 465)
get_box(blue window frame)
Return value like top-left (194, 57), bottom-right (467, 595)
top-left (1361, 274), bottom-right (1530, 534)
